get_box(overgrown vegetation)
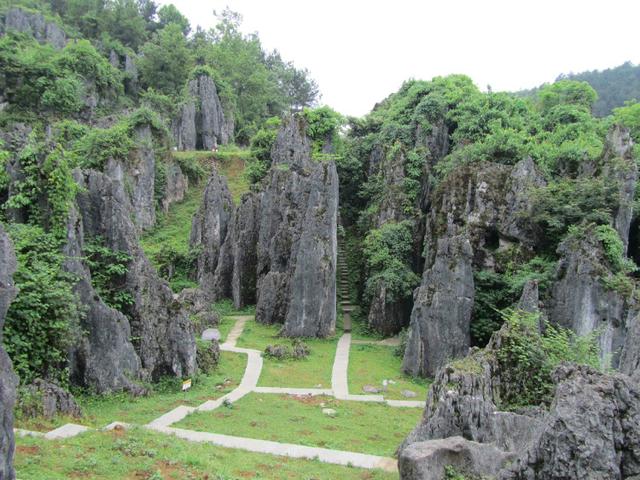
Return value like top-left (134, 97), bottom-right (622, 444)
top-left (496, 309), bottom-right (601, 409)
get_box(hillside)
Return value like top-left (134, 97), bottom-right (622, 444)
top-left (516, 61), bottom-right (640, 116)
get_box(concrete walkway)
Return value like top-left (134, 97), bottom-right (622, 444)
top-left (17, 314), bottom-right (423, 471)
top-left (149, 426), bottom-right (398, 472)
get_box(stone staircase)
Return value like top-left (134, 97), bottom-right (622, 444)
top-left (337, 231), bottom-right (355, 332)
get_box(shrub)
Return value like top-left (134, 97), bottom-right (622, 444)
top-left (4, 224), bottom-right (81, 386)
top-left (196, 339), bottom-right (219, 374)
top-left (41, 75), bottom-right (84, 114)
top-left (496, 309), bottom-right (600, 409)
top-left (83, 237), bottom-right (133, 313)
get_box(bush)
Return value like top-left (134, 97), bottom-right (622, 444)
top-left (196, 339), bottom-right (219, 374)
top-left (83, 237), bottom-right (133, 313)
top-left (4, 224), bottom-right (81, 386)
top-left (41, 75), bottom-right (84, 114)
top-left (496, 309), bottom-right (601, 409)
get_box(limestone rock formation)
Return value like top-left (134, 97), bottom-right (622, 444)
top-left (548, 228), bottom-right (632, 367)
top-left (127, 125), bottom-right (157, 230)
top-left (21, 379), bottom-right (82, 419)
top-left (500, 364), bottom-right (640, 480)
top-left (402, 225), bottom-right (475, 377)
top-left (0, 224), bottom-right (17, 480)
top-left (256, 116), bottom-right (338, 337)
top-left (73, 157), bottom-right (196, 384)
top-left (192, 115), bottom-right (338, 337)
top-left (400, 436), bottom-right (516, 480)
top-left (620, 311), bottom-right (640, 382)
top-left (190, 168), bottom-right (235, 298)
top-left (173, 74), bottom-right (233, 150)
top-left (63, 206), bottom-right (143, 394)
top-left (403, 158), bottom-right (546, 376)
top-left (2, 8), bottom-right (66, 49)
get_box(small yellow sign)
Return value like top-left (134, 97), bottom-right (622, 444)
top-left (182, 379), bottom-right (192, 391)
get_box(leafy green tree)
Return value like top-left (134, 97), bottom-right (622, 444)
top-left (138, 23), bottom-right (193, 95)
top-left (157, 3), bottom-right (190, 35)
top-left (538, 80), bottom-right (598, 113)
top-left (613, 101), bottom-right (640, 143)
top-left (100, 0), bottom-right (148, 50)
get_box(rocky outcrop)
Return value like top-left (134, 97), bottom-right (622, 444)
top-left (127, 125), bottom-right (157, 230)
top-left (2, 8), bottom-right (66, 49)
top-left (620, 311), bottom-right (640, 382)
top-left (63, 206), bottom-right (143, 394)
top-left (192, 116), bottom-right (338, 337)
top-left (402, 225), bottom-right (475, 377)
top-left (256, 116), bottom-right (338, 337)
top-left (190, 168), bottom-right (235, 297)
top-left (173, 74), bottom-right (233, 150)
top-left (0, 224), bottom-right (17, 480)
top-left (400, 436), bottom-right (516, 480)
top-left (403, 158), bottom-right (546, 376)
top-left (161, 160), bottom-right (188, 213)
top-left (548, 229), bottom-right (631, 367)
top-left (73, 157), bottom-right (196, 384)
top-left (500, 364), bottom-right (640, 480)
top-left (20, 379), bottom-right (82, 419)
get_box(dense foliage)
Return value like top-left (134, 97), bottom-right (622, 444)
top-left (3, 224), bottom-right (81, 386)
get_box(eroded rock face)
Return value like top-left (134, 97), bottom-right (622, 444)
top-left (3, 8), bottom-right (66, 49)
top-left (256, 116), bottom-right (338, 337)
top-left (127, 126), bottom-right (156, 230)
top-left (620, 311), bottom-right (640, 382)
top-left (190, 168), bottom-right (235, 298)
top-left (192, 116), bottom-right (338, 337)
top-left (548, 230), bottom-right (631, 367)
top-left (21, 379), bottom-right (82, 419)
top-left (73, 158), bottom-right (196, 383)
top-left (403, 158), bottom-right (546, 376)
top-left (400, 436), bottom-right (516, 480)
top-left (0, 224), bottom-right (17, 480)
top-left (173, 75), bottom-right (232, 150)
top-left (63, 206), bottom-right (143, 394)
top-left (500, 364), bottom-right (640, 480)
top-left (402, 225), bottom-right (474, 377)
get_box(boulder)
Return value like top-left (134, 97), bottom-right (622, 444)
top-left (399, 436), bottom-right (516, 480)
top-left (500, 363), bottom-right (640, 480)
top-left (0, 224), bottom-right (17, 480)
top-left (548, 228), bottom-right (631, 366)
top-left (21, 379), bottom-right (82, 419)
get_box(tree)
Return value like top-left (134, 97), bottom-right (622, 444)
top-left (138, 23), bottom-right (193, 95)
top-left (158, 3), bottom-right (190, 35)
top-left (100, 0), bottom-right (148, 50)
top-left (538, 80), bottom-right (598, 113)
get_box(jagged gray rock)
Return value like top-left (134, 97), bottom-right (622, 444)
top-left (403, 158), bottom-right (548, 376)
top-left (3, 8), bottom-right (66, 49)
top-left (127, 125), bottom-right (156, 230)
top-left (499, 363), bottom-right (640, 480)
top-left (161, 160), bottom-right (188, 213)
top-left (21, 379), bottom-right (82, 419)
top-left (63, 206), bottom-right (143, 394)
top-left (620, 311), bottom-right (640, 382)
top-left (173, 74), bottom-right (232, 150)
top-left (0, 224), bottom-right (17, 480)
top-left (548, 229), bottom-right (630, 367)
top-left (400, 436), bottom-right (516, 480)
top-left (191, 116), bottom-right (338, 337)
top-left (402, 224), bottom-right (474, 377)
top-left (256, 116), bottom-right (338, 337)
top-left (74, 158), bottom-right (196, 383)
top-left (190, 168), bottom-right (235, 298)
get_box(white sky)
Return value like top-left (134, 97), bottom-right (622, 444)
top-left (160, 0), bottom-right (640, 117)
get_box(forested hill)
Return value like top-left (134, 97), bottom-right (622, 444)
top-left (516, 62), bottom-right (640, 117)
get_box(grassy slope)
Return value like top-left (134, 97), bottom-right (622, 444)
top-left (15, 351), bottom-right (247, 431)
top-left (15, 428), bottom-right (396, 480)
top-left (237, 319), bottom-right (339, 389)
top-left (348, 344), bottom-right (430, 400)
top-left (176, 393), bottom-right (421, 457)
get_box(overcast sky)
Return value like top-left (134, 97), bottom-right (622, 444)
top-left (160, 0), bottom-right (640, 117)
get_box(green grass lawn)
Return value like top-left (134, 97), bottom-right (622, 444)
top-left (348, 344), bottom-right (430, 400)
top-left (176, 393), bottom-right (421, 457)
top-left (15, 427), bottom-right (396, 480)
top-left (236, 319), bottom-right (339, 388)
top-left (15, 351), bottom-right (247, 432)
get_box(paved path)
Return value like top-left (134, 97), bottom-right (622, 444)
top-left (17, 314), bottom-right (423, 471)
top-left (149, 426), bottom-right (397, 472)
